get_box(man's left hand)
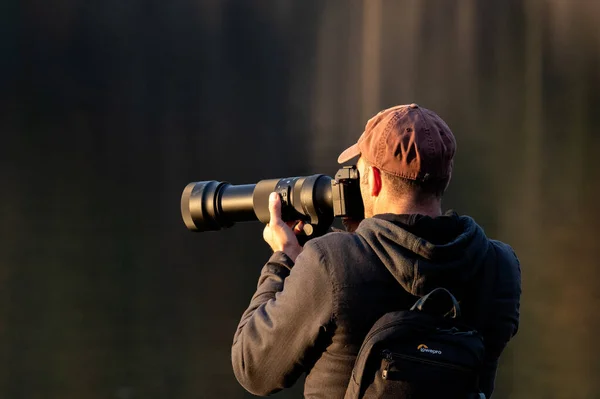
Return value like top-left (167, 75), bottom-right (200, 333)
top-left (263, 192), bottom-right (305, 262)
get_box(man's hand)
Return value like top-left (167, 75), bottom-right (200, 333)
top-left (263, 192), bottom-right (305, 262)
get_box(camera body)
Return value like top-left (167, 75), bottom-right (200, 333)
top-left (331, 166), bottom-right (364, 219)
top-left (181, 165), bottom-right (364, 239)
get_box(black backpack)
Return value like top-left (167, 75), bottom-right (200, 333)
top-left (344, 287), bottom-right (487, 399)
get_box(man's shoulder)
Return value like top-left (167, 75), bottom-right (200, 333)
top-left (308, 229), bottom-right (363, 254)
top-left (489, 239), bottom-right (520, 267)
top-left (487, 239), bottom-right (522, 296)
top-left (300, 230), bottom-right (365, 273)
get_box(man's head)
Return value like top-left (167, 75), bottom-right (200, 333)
top-left (338, 104), bottom-right (456, 218)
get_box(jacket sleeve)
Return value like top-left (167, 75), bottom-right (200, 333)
top-left (479, 242), bottom-right (522, 397)
top-left (231, 241), bottom-right (334, 396)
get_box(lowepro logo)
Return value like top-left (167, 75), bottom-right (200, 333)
top-left (417, 344), bottom-right (442, 355)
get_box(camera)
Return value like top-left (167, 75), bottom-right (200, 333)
top-left (181, 165), bottom-right (365, 238)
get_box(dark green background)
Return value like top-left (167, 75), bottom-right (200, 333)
top-left (2, 1), bottom-right (600, 398)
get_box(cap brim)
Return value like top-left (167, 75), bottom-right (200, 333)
top-left (337, 143), bottom-right (361, 164)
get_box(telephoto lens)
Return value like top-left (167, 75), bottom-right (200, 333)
top-left (181, 174), bottom-right (334, 233)
top-left (181, 166), bottom-right (364, 239)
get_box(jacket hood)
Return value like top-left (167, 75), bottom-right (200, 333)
top-left (355, 212), bottom-right (490, 296)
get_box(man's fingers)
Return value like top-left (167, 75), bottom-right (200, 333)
top-left (268, 192), bottom-right (282, 225)
top-left (286, 220), bottom-right (305, 235)
top-left (293, 221), bottom-right (305, 235)
top-left (267, 193), bottom-right (305, 236)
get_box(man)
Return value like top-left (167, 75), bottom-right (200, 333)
top-left (231, 104), bottom-right (521, 398)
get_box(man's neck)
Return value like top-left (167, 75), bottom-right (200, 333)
top-left (373, 197), bottom-right (443, 218)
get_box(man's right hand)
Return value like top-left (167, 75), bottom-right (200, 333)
top-left (263, 193), bottom-right (305, 262)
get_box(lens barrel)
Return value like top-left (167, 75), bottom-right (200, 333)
top-left (181, 181), bottom-right (256, 231)
top-left (181, 174), bottom-right (335, 233)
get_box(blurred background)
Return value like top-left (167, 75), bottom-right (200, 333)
top-left (2, 0), bottom-right (600, 398)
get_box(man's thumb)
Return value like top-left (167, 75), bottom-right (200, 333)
top-left (268, 192), bottom-right (281, 222)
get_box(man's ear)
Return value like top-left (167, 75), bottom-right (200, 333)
top-left (370, 166), bottom-right (382, 197)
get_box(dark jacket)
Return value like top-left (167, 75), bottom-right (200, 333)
top-left (232, 212), bottom-right (521, 398)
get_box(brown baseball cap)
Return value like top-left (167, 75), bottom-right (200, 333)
top-left (337, 103), bottom-right (456, 181)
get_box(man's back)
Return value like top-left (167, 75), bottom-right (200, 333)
top-left (232, 212), bottom-right (521, 398)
